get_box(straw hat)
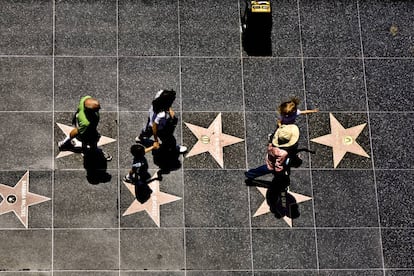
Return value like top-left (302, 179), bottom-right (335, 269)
top-left (272, 124), bottom-right (300, 148)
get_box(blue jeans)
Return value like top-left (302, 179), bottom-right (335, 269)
top-left (245, 165), bottom-right (273, 179)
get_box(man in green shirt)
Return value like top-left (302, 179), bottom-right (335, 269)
top-left (58, 96), bottom-right (112, 161)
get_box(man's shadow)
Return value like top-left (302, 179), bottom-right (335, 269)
top-left (248, 178), bottom-right (300, 219)
top-left (83, 149), bottom-right (111, 184)
top-left (59, 139), bottom-right (111, 184)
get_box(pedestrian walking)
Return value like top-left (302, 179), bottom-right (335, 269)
top-left (123, 143), bottom-right (156, 184)
top-left (245, 124), bottom-right (300, 182)
top-left (57, 95), bottom-right (112, 161)
top-left (277, 97), bottom-right (318, 127)
top-left (137, 89), bottom-right (187, 154)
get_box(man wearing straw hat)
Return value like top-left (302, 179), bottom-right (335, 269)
top-left (245, 124), bottom-right (300, 182)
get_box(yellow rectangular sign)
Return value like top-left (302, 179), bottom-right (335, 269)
top-left (251, 1), bottom-right (271, 13)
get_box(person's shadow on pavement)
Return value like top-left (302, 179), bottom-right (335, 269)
top-left (247, 178), bottom-right (300, 219)
top-left (83, 149), bottom-right (112, 184)
top-left (152, 145), bottom-right (182, 176)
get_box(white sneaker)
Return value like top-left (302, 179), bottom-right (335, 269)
top-left (103, 151), bottom-right (112, 161)
top-left (58, 140), bottom-right (71, 150)
top-left (57, 140), bottom-right (66, 148)
top-left (71, 138), bottom-right (82, 148)
top-left (178, 145), bottom-right (187, 153)
top-left (123, 174), bottom-right (132, 183)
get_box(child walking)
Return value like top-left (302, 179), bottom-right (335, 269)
top-left (123, 143), bottom-right (159, 204)
top-left (123, 143), bottom-right (157, 184)
top-left (277, 97), bottom-right (318, 126)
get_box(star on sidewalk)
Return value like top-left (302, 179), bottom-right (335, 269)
top-left (122, 172), bottom-right (181, 227)
top-left (0, 171), bottom-right (50, 228)
top-left (56, 123), bottom-right (116, 159)
top-left (184, 113), bottom-right (244, 168)
top-left (253, 187), bottom-right (312, 227)
top-left (311, 113), bottom-right (370, 168)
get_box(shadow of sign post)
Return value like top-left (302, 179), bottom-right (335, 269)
top-left (241, 1), bottom-right (273, 56)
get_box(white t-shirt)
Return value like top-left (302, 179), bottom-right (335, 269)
top-left (148, 90), bottom-right (169, 130)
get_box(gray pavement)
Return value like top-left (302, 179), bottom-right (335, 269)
top-left (0, 0), bottom-right (413, 275)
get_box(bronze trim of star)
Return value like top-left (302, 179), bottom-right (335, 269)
top-left (56, 123), bottom-right (116, 159)
top-left (0, 171), bottom-right (51, 228)
top-left (311, 113), bottom-right (370, 168)
top-left (253, 186), bottom-right (312, 227)
top-left (184, 113), bottom-right (244, 168)
top-left (122, 172), bottom-right (181, 227)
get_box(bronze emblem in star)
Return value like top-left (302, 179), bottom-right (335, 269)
top-left (253, 187), bottom-right (312, 227)
top-left (56, 123), bottom-right (116, 159)
top-left (311, 113), bottom-right (370, 168)
top-left (184, 113), bottom-right (244, 168)
top-left (0, 171), bottom-right (50, 228)
top-left (122, 172), bottom-right (181, 227)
